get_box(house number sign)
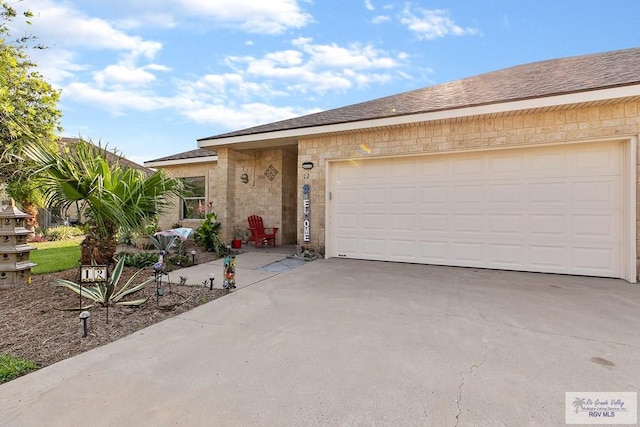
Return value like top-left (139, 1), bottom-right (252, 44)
top-left (302, 185), bottom-right (310, 242)
top-left (80, 265), bottom-right (108, 283)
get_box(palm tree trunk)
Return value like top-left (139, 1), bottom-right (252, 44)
top-left (80, 223), bottom-right (118, 265)
top-left (21, 200), bottom-right (39, 230)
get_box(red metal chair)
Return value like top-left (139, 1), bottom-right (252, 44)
top-left (247, 215), bottom-right (278, 248)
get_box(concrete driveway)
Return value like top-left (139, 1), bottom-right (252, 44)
top-left (1, 258), bottom-right (639, 426)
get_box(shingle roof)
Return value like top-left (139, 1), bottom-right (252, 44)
top-left (199, 47), bottom-right (640, 142)
top-left (59, 137), bottom-right (153, 175)
top-left (145, 148), bottom-right (217, 163)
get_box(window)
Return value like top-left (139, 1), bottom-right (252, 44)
top-left (181, 176), bottom-right (206, 219)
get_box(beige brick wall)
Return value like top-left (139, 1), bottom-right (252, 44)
top-left (215, 148), bottom-right (296, 244)
top-left (298, 101), bottom-right (640, 260)
top-left (156, 161), bottom-right (217, 231)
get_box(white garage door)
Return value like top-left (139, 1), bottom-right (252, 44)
top-left (329, 142), bottom-right (624, 278)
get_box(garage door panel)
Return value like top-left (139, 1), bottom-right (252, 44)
top-left (572, 246), bottom-right (618, 274)
top-left (389, 240), bottom-right (417, 260)
top-left (530, 150), bottom-right (567, 174)
top-left (572, 214), bottom-right (619, 240)
top-left (487, 243), bottom-right (526, 268)
top-left (571, 179), bottom-right (619, 207)
top-left (362, 162), bottom-right (387, 180)
top-left (488, 214), bottom-right (524, 237)
top-left (488, 153), bottom-right (525, 176)
top-left (419, 213), bottom-right (448, 233)
top-left (362, 188), bottom-right (386, 205)
top-left (330, 141), bottom-right (623, 278)
top-left (453, 214), bottom-right (484, 234)
top-left (390, 214), bottom-right (416, 231)
top-left (390, 187), bottom-right (416, 204)
top-left (389, 160), bottom-right (416, 178)
top-left (335, 188), bottom-right (359, 204)
top-left (528, 245), bottom-right (569, 270)
top-left (419, 186), bottom-right (448, 205)
top-left (451, 242), bottom-right (484, 264)
top-left (361, 238), bottom-right (385, 257)
top-left (452, 157), bottom-right (484, 178)
top-left (453, 184), bottom-right (484, 205)
top-left (336, 213), bottom-right (359, 231)
top-left (530, 182), bottom-right (567, 205)
top-left (335, 237), bottom-right (358, 255)
top-left (572, 145), bottom-right (620, 174)
top-left (420, 241), bottom-right (449, 261)
top-left (363, 213), bottom-right (385, 230)
top-left (488, 183), bottom-right (525, 204)
top-left (528, 213), bottom-right (567, 237)
top-left (419, 159), bottom-right (449, 177)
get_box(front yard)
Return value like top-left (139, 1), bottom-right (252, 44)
top-left (0, 239), bottom-right (226, 384)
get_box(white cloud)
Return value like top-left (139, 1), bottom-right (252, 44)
top-left (365, 0), bottom-right (375, 11)
top-left (399, 5), bottom-right (480, 40)
top-left (29, 49), bottom-right (87, 86)
top-left (220, 38), bottom-right (406, 96)
top-left (372, 15), bottom-right (390, 24)
top-left (180, 102), bottom-right (319, 129)
top-left (175, 0), bottom-right (312, 34)
top-left (28, 0), bottom-right (162, 59)
top-left (62, 83), bottom-right (170, 115)
top-left (93, 63), bottom-right (170, 88)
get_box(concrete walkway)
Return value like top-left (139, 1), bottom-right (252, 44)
top-left (165, 250), bottom-right (307, 290)
top-left (1, 259), bottom-right (639, 426)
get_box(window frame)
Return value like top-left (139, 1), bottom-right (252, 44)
top-left (181, 176), bottom-right (207, 220)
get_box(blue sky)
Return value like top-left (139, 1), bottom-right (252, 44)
top-left (13, 0), bottom-right (640, 164)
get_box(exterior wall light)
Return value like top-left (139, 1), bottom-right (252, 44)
top-left (240, 172), bottom-right (249, 183)
top-left (302, 162), bottom-right (314, 170)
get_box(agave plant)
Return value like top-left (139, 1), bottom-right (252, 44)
top-left (55, 257), bottom-right (152, 308)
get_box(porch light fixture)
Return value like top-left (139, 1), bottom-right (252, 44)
top-left (301, 162), bottom-right (314, 170)
top-left (240, 172), bottom-right (249, 183)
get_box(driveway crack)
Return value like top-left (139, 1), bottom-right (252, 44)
top-left (455, 353), bottom-right (488, 427)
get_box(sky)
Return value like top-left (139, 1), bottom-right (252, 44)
top-left (9, 0), bottom-right (640, 165)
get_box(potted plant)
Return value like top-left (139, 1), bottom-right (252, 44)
top-left (232, 228), bottom-right (243, 249)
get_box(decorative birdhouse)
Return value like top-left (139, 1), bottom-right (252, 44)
top-left (0, 200), bottom-right (37, 287)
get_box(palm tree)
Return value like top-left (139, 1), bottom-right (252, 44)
top-left (572, 397), bottom-right (586, 413)
top-left (24, 139), bottom-right (184, 264)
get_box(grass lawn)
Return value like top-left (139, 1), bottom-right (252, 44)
top-left (30, 238), bottom-right (83, 274)
top-left (0, 354), bottom-right (36, 384)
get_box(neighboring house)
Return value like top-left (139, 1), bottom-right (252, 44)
top-left (148, 47), bottom-right (640, 282)
top-left (38, 137), bottom-right (154, 227)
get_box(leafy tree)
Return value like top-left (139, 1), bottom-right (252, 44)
top-left (24, 139), bottom-right (185, 265)
top-left (0, 1), bottom-right (61, 227)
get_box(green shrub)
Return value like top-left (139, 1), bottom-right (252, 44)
top-left (41, 226), bottom-right (84, 241)
top-left (0, 354), bottom-right (36, 384)
top-left (116, 251), bottom-right (158, 268)
top-left (117, 229), bottom-right (139, 246)
top-left (167, 254), bottom-right (189, 268)
top-left (195, 212), bottom-right (223, 252)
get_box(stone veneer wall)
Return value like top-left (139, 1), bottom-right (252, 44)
top-left (297, 101), bottom-right (640, 263)
top-left (220, 148), bottom-right (287, 243)
top-left (281, 149), bottom-right (298, 244)
top-left (156, 161), bottom-right (217, 231)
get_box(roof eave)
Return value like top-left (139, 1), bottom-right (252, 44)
top-left (198, 84), bottom-right (640, 148)
top-left (144, 155), bottom-right (218, 168)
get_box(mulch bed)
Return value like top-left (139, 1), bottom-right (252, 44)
top-left (0, 240), bottom-right (228, 375)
